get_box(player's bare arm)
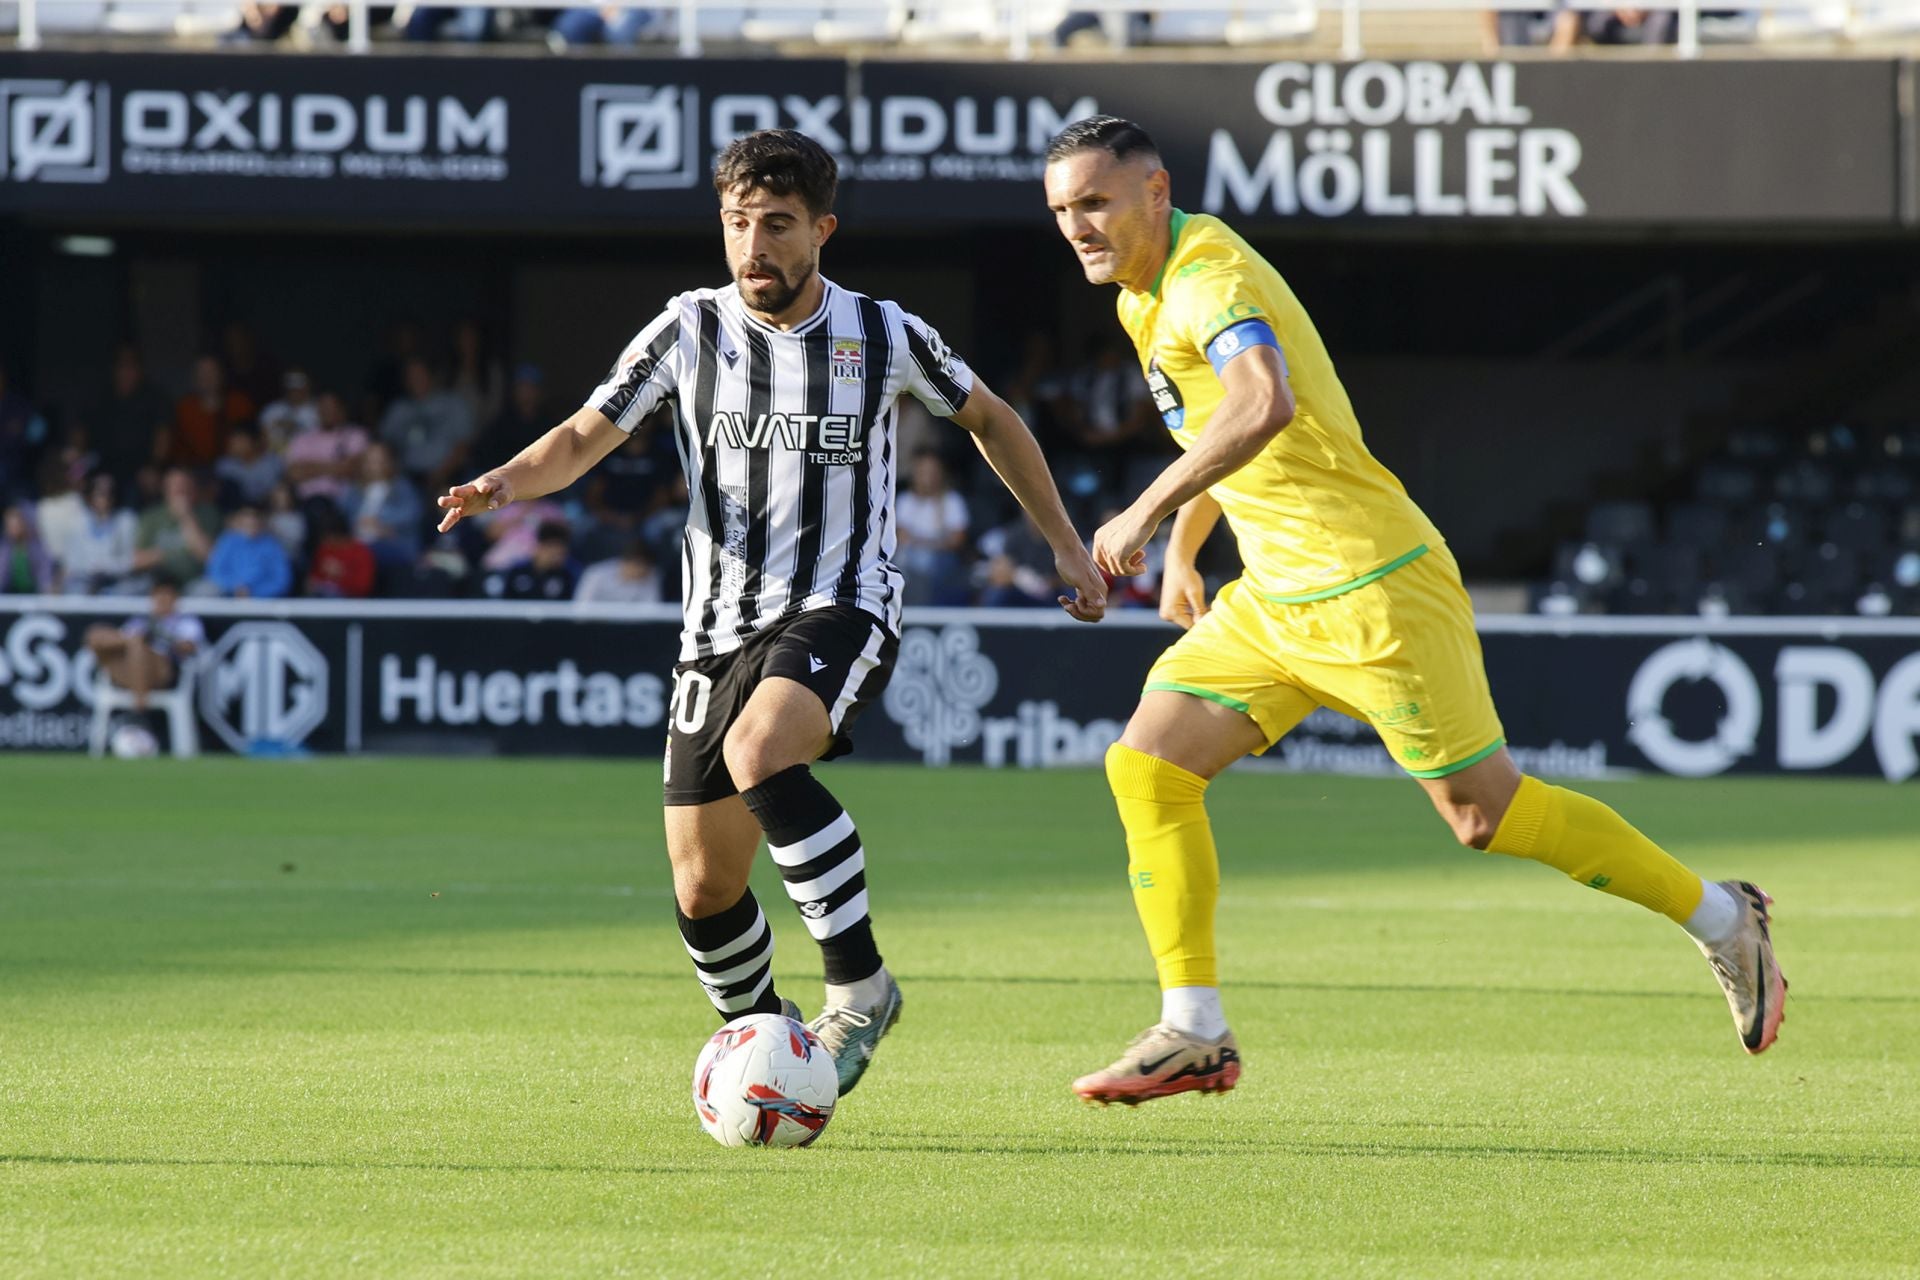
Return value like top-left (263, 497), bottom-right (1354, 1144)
top-left (1092, 346), bottom-right (1294, 576)
top-left (949, 377), bottom-right (1108, 623)
top-left (436, 407), bottom-right (626, 533)
top-left (1159, 491), bottom-right (1222, 629)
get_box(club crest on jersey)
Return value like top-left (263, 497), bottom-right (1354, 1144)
top-left (831, 339), bottom-right (863, 383)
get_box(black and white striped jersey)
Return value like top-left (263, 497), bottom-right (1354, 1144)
top-left (586, 278), bottom-right (975, 661)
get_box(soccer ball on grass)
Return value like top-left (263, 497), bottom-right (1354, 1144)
top-left (692, 1012), bottom-right (838, 1148)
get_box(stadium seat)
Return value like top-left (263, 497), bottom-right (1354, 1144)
top-left (88, 660), bottom-right (202, 761)
top-left (1665, 502), bottom-right (1729, 549)
top-left (899, 0), bottom-right (999, 43)
top-left (1773, 458), bottom-right (1837, 504)
top-left (1143, 9), bottom-right (1232, 45)
top-left (1822, 501), bottom-right (1889, 554)
top-left (1584, 499), bottom-right (1656, 547)
top-left (739, 5), bottom-right (825, 41)
top-left (0, 1), bottom-right (109, 32)
top-left (1223, 1), bottom-right (1317, 44)
top-left (1696, 461), bottom-right (1760, 505)
top-left (814, 1), bottom-right (900, 42)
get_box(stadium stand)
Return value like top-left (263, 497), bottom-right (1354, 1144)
top-left (1536, 423), bottom-right (1920, 618)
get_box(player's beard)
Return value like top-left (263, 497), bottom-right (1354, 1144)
top-left (736, 258), bottom-right (814, 317)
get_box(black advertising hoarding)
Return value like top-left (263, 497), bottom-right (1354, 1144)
top-left (3, 600), bottom-right (1917, 781)
top-left (0, 52), bottom-right (1906, 227)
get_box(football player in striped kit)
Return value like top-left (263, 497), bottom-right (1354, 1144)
top-left (439, 129), bottom-right (1107, 1095)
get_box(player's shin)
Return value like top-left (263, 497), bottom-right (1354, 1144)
top-left (678, 890), bottom-right (787, 1020)
top-left (742, 764), bottom-right (886, 1000)
top-left (1106, 744), bottom-right (1227, 1035)
top-left (1486, 775), bottom-right (1733, 935)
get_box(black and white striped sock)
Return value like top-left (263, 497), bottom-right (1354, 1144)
top-left (676, 889), bottom-right (785, 1020)
top-left (741, 764), bottom-right (883, 986)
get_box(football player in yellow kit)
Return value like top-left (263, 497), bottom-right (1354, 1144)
top-left (1042, 116), bottom-right (1787, 1105)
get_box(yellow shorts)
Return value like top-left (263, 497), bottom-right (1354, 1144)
top-left (1144, 544), bottom-right (1506, 778)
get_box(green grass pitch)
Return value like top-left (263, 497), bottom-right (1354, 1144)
top-left (2, 756), bottom-right (1917, 1278)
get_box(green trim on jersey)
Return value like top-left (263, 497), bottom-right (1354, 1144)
top-left (1148, 208), bottom-right (1192, 299)
top-left (1258, 544), bottom-right (1431, 605)
top-left (1401, 737), bottom-right (1507, 780)
top-left (1143, 681), bottom-right (1252, 715)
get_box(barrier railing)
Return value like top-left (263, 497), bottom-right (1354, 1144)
top-left (16, 0), bottom-right (1894, 64)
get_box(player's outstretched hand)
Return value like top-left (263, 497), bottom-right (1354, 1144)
top-left (1055, 543), bottom-right (1108, 623)
top-left (1091, 506), bottom-right (1156, 578)
top-left (436, 474), bottom-right (513, 534)
top-left (1159, 560), bottom-right (1209, 631)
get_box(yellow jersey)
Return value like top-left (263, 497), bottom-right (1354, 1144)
top-left (1117, 209), bottom-right (1442, 602)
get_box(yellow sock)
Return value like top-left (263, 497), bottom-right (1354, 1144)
top-left (1105, 743), bottom-right (1219, 989)
top-left (1488, 775), bottom-right (1705, 923)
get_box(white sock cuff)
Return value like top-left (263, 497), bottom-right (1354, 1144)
top-left (1682, 879), bottom-right (1742, 945)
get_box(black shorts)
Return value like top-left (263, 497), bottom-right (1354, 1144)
top-left (663, 606), bottom-right (899, 807)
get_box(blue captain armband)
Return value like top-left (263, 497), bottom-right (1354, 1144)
top-left (1204, 319), bottom-right (1287, 377)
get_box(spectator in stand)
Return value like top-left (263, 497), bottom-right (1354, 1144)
top-left (1481, 3), bottom-right (1581, 51)
top-left (222, 323), bottom-right (281, 412)
top-left (365, 320), bottom-right (423, 419)
top-left (0, 505), bottom-right (55, 595)
top-left (474, 363), bottom-right (548, 477)
top-left (215, 426), bottom-right (284, 509)
top-left (549, 4), bottom-right (664, 47)
top-left (405, 4), bottom-right (496, 41)
top-left (164, 355), bottom-right (254, 469)
top-left (1060, 338), bottom-right (1155, 452)
top-left (85, 574), bottom-right (205, 717)
top-left (450, 319), bottom-right (506, 430)
top-left (0, 364), bottom-right (48, 505)
top-left (225, 0), bottom-right (299, 41)
top-left (974, 511), bottom-right (1059, 608)
top-left (484, 519), bottom-right (579, 601)
top-left (52, 473), bottom-right (140, 595)
top-left (896, 449), bottom-right (972, 606)
top-left (33, 455), bottom-right (89, 570)
top-left (264, 480), bottom-right (308, 567)
top-left (86, 345), bottom-right (170, 489)
top-left (575, 539), bottom-right (662, 604)
top-left (258, 369), bottom-right (322, 452)
top-left (1001, 332), bottom-right (1071, 452)
top-left (134, 467), bottom-right (220, 588)
top-left (1053, 8), bottom-right (1149, 46)
top-left (584, 411), bottom-right (674, 560)
top-left (380, 356), bottom-right (474, 491)
top-left (306, 501), bottom-right (377, 598)
top-left (348, 441), bottom-right (425, 570)
top-left (206, 502), bottom-right (293, 599)
top-left (1586, 7), bottom-right (1676, 42)
top-left (284, 391), bottom-right (370, 505)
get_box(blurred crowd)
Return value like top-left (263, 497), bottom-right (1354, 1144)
top-left (0, 322), bottom-right (1192, 610)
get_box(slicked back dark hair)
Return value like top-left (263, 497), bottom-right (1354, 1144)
top-left (713, 129), bottom-right (839, 218)
top-left (1044, 115), bottom-right (1161, 166)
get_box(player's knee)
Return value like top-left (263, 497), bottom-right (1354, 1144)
top-left (721, 723), bottom-right (794, 791)
top-left (674, 868), bottom-right (749, 918)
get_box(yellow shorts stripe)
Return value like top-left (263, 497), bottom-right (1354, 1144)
top-left (1401, 736), bottom-right (1507, 779)
top-left (1256, 543), bottom-right (1430, 605)
top-left (1143, 681), bottom-right (1253, 715)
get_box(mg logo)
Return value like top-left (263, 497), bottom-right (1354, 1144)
top-left (201, 622), bottom-right (329, 751)
top-left (580, 84), bottom-right (699, 190)
top-left (882, 624), bottom-right (999, 766)
top-left (0, 80), bottom-right (110, 183)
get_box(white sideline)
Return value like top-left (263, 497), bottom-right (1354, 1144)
top-left (3, 593), bottom-right (1918, 638)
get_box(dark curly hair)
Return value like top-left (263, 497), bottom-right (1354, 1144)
top-left (712, 129), bottom-right (839, 218)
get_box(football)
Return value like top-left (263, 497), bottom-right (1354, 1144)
top-left (109, 723), bottom-right (160, 759)
top-left (691, 1013), bottom-right (838, 1148)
